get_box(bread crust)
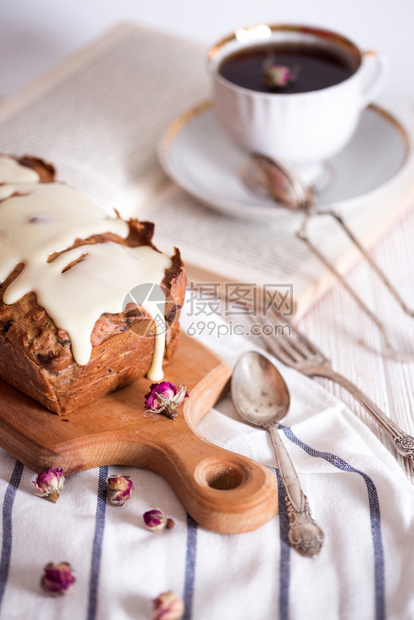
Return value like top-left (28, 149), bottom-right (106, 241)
top-left (16, 155), bottom-right (56, 182)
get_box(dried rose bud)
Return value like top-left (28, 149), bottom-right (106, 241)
top-left (106, 475), bottom-right (134, 506)
top-left (33, 467), bottom-right (65, 503)
top-left (152, 591), bottom-right (185, 620)
top-left (41, 562), bottom-right (75, 596)
top-left (143, 508), bottom-right (167, 532)
top-left (144, 382), bottom-right (188, 419)
top-left (263, 63), bottom-right (299, 90)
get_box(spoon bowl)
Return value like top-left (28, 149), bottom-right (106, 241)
top-left (245, 153), bottom-right (313, 211)
top-left (231, 350), bottom-right (290, 428)
top-left (232, 350), bottom-right (324, 558)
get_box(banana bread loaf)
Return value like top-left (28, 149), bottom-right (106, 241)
top-left (0, 155), bottom-right (186, 415)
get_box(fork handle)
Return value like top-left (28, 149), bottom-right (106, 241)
top-left (268, 425), bottom-right (324, 558)
top-left (315, 367), bottom-right (414, 464)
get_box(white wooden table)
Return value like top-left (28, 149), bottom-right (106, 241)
top-left (1, 9), bottom-right (414, 620)
top-left (300, 205), bottom-right (414, 481)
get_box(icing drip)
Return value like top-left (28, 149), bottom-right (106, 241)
top-left (0, 157), bottom-right (172, 381)
top-left (0, 155), bottom-right (41, 183)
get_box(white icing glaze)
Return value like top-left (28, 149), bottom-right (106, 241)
top-left (0, 157), bottom-right (172, 380)
top-left (0, 156), bottom-right (40, 183)
top-left (0, 156), bottom-right (41, 200)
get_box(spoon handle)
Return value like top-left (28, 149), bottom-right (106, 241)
top-left (268, 425), bottom-right (324, 558)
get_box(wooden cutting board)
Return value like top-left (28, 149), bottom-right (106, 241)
top-left (0, 332), bottom-right (278, 534)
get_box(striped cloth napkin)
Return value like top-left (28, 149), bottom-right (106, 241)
top-left (0, 310), bottom-right (413, 620)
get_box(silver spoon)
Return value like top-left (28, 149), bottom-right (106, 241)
top-left (244, 153), bottom-right (414, 363)
top-left (231, 350), bottom-right (324, 558)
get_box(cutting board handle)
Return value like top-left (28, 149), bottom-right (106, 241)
top-left (148, 424), bottom-right (278, 535)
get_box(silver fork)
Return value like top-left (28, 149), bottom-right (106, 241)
top-left (251, 308), bottom-right (414, 470)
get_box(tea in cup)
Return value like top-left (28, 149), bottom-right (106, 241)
top-left (208, 24), bottom-right (388, 184)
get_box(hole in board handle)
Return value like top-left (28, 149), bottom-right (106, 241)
top-left (195, 457), bottom-right (250, 490)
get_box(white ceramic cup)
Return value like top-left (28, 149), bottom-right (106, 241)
top-left (208, 24), bottom-right (388, 185)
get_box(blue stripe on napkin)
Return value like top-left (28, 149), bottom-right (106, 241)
top-left (0, 460), bottom-right (24, 608)
top-left (281, 425), bottom-right (385, 620)
top-left (86, 465), bottom-right (108, 620)
top-left (183, 513), bottom-right (198, 620)
top-left (276, 469), bottom-right (291, 620)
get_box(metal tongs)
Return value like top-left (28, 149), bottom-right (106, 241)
top-left (247, 153), bottom-right (414, 363)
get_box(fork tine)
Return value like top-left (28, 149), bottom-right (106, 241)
top-left (248, 315), bottom-right (298, 366)
top-left (274, 331), bottom-right (312, 360)
top-left (269, 307), bottom-right (323, 356)
top-left (249, 314), bottom-right (305, 366)
top-left (272, 330), bottom-right (308, 363)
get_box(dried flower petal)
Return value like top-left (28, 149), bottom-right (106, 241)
top-left (144, 382), bottom-right (189, 419)
top-left (33, 467), bottom-right (65, 503)
top-left (263, 63), bottom-right (299, 90)
top-left (144, 508), bottom-right (177, 532)
top-left (106, 475), bottom-right (134, 506)
top-left (143, 508), bottom-right (167, 532)
top-left (152, 591), bottom-right (185, 620)
top-left (41, 562), bottom-right (75, 596)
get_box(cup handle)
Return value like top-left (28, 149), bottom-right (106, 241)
top-left (360, 50), bottom-right (389, 108)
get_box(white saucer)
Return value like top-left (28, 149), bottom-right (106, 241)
top-left (158, 101), bottom-right (411, 218)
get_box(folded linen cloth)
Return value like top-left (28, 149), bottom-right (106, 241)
top-left (0, 309), bottom-right (412, 620)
